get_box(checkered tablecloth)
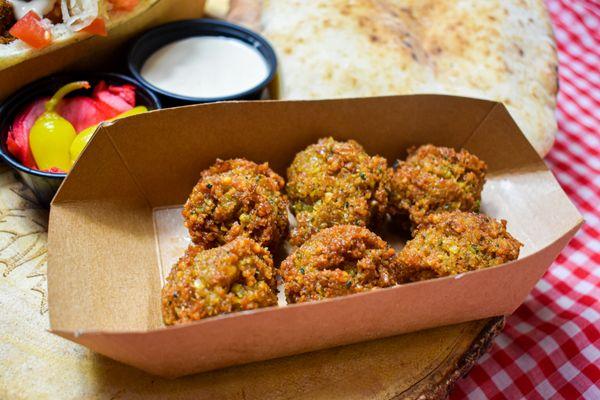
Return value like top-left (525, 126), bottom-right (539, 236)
top-left (453, 0), bottom-right (600, 398)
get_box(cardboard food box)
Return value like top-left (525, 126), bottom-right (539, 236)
top-left (0, 0), bottom-right (205, 102)
top-left (47, 95), bottom-right (582, 378)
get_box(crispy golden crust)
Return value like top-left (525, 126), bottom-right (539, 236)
top-left (161, 237), bottom-right (278, 325)
top-left (389, 145), bottom-right (487, 226)
top-left (286, 138), bottom-right (389, 246)
top-left (183, 159), bottom-right (289, 250)
top-left (281, 225), bottom-right (403, 303)
top-left (398, 211), bottom-right (522, 281)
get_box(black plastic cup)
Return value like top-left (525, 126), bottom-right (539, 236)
top-left (128, 19), bottom-right (278, 107)
top-left (0, 72), bottom-right (161, 207)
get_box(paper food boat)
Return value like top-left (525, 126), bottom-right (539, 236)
top-left (48, 95), bottom-right (582, 377)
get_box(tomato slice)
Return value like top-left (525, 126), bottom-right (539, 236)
top-left (109, 0), bottom-right (139, 11)
top-left (9, 11), bottom-right (52, 49)
top-left (82, 18), bottom-right (107, 36)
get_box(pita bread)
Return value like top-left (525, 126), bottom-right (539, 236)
top-left (228, 0), bottom-right (558, 155)
top-left (0, 0), bottom-right (158, 70)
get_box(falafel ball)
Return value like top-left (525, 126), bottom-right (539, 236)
top-left (183, 159), bottom-right (289, 250)
top-left (280, 225), bottom-right (403, 303)
top-left (389, 145), bottom-right (487, 226)
top-left (286, 137), bottom-right (389, 246)
top-left (397, 211), bottom-right (522, 282)
top-left (0, 0), bottom-right (16, 44)
top-left (161, 237), bottom-right (278, 325)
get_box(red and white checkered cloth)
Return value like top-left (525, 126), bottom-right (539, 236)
top-left (453, 0), bottom-right (600, 398)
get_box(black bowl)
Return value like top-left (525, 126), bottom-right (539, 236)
top-left (0, 72), bottom-right (161, 207)
top-left (128, 19), bottom-right (277, 107)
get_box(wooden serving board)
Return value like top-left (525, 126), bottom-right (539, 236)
top-left (0, 163), bottom-right (503, 399)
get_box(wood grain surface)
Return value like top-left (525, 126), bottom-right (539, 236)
top-left (0, 164), bottom-right (504, 399)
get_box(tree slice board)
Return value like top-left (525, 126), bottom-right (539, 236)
top-left (0, 164), bottom-right (504, 399)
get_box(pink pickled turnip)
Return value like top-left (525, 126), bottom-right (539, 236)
top-left (6, 81), bottom-right (137, 170)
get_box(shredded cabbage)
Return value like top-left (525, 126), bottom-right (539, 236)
top-left (60, 0), bottom-right (99, 31)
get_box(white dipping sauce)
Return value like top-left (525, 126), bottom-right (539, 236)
top-left (141, 36), bottom-right (269, 99)
top-left (8, 0), bottom-right (56, 20)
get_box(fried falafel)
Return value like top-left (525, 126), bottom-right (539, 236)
top-left (389, 145), bottom-right (487, 226)
top-left (183, 159), bottom-right (289, 250)
top-left (0, 0), bottom-right (16, 44)
top-left (281, 225), bottom-right (403, 303)
top-left (161, 237), bottom-right (278, 325)
top-left (286, 137), bottom-right (389, 246)
top-left (398, 211), bottom-right (522, 282)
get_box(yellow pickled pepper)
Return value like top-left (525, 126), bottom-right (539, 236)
top-left (29, 81), bottom-right (90, 171)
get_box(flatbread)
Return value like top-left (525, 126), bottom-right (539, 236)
top-left (228, 0), bottom-right (558, 155)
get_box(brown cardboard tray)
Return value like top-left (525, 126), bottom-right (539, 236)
top-left (47, 95), bottom-right (582, 377)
